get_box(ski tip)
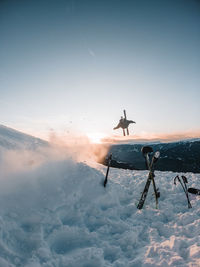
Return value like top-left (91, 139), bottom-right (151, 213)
top-left (141, 146), bottom-right (153, 155)
top-left (154, 151), bottom-right (160, 159)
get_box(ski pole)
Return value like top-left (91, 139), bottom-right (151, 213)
top-left (174, 175), bottom-right (192, 208)
top-left (150, 151), bottom-right (160, 209)
top-left (141, 146), bottom-right (153, 170)
top-left (181, 176), bottom-right (192, 208)
top-left (103, 154), bottom-right (112, 187)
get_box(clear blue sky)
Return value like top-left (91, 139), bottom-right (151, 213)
top-left (0, 0), bottom-right (199, 140)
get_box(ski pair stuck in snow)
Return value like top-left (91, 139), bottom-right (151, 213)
top-left (137, 146), bottom-right (160, 210)
top-left (174, 175), bottom-right (192, 208)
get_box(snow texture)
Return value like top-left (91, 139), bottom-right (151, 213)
top-left (0, 159), bottom-right (200, 266)
top-left (0, 126), bottom-right (199, 266)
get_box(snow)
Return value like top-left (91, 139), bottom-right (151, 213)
top-left (0, 127), bottom-right (200, 266)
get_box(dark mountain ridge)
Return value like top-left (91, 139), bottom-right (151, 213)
top-left (102, 140), bottom-right (200, 173)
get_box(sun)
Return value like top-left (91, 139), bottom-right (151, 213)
top-left (87, 132), bottom-right (107, 144)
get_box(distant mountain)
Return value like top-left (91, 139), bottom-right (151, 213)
top-left (0, 125), bottom-right (48, 150)
top-left (101, 140), bottom-right (200, 173)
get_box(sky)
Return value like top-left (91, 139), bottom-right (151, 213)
top-left (0, 0), bottom-right (200, 142)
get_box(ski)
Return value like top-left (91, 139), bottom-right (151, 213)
top-left (141, 146), bottom-right (153, 169)
top-left (151, 171), bottom-right (160, 209)
top-left (123, 109), bottom-right (127, 120)
top-left (123, 110), bottom-right (127, 136)
top-left (103, 153), bottom-right (112, 187)
top-left (126, 127), bottom-right (129, 136)
top-left (137, 171), bottom-right (153, 209)
top-left (137, 146), bottom-right (160, 209)
top-left (188, 187), bottom-right (200, 195)
top-left (124, 110), bottom-right (130, 135)
top-left (174, 175), bottom-right (192, 208)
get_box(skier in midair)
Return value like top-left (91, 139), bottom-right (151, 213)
top-left (113, 110), bottom-right (136, 136)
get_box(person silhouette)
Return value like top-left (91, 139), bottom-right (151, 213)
top-left (113, 115), bottom-right (136, 136)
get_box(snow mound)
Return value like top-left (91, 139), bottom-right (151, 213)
top-left (0, 156), bottom-right (199, 266)
top-left (0, 125), bottom-right (48, 150)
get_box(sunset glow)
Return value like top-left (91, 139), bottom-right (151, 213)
top-left (0, 0), bottom-right (199, 144)
top-left (87, 132), bottom-right (107, 144)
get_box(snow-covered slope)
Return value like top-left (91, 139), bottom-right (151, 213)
top-left (0, 125), bottom-right (199, 266)
top-left (0, 159), bottom-right (200, 266)
top-left (0, 125), bottom-right (48, 150)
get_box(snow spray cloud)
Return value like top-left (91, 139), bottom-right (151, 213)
top-left (0, 145), bottom-right (58, 179)
top-left (0, 130), bottom-right (109, 180)
top-left (48, 131), bottom-right (110, 164)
